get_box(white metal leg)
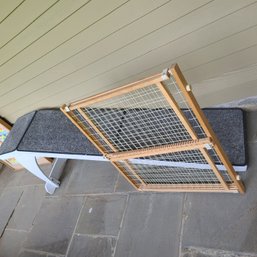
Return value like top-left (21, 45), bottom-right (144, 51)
top-left (49, 158), bottom-right (67, 182)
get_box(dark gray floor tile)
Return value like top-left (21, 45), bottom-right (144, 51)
top-left (114, 193), bottom-right (184, 257)
top-left (8, 185), bottom-right (45, 231)
top-left (76, 194), bottom-right (127, 236)
top-left (19, 250), bottom-right (47, 257)
top-left (17, 171), bottom-right (43, 186)
top-left (114, 174), bottom-right (136, 192)
top-left (67, 234), bottom-right (116, 257)
top-left (3, 168), bottom-right (25, 188)
top-left (65, 160), bottom-right (118, 194)
top-left (23, 196), bottom-right (84, 255)
top-left (0, 230), bottom-right (27, 257)
top-left (0, 187), bottom-right (23, 236)
top-left (0, 167), bottom-right (17, 192)
top-left (182, 143), bottom-right (257, 253)
top-left (18, 165), bottom-right (51, 186)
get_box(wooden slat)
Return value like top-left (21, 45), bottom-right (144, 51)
top-left (60, 105), bottom-right (140, 189)
top-left (77, 108), bottom-right (146, 186)
top-left (64, 106), bottom-right (146, 186)
top-left (77, 108), bottom-right (116, 152)
top-left (122, 161), bottom-right (146, 187)
top-left (70, 73), bottom-right (163, 109)
top-left (171, 63), bottom-right (245, 193)
top-left (0, 118), bottom-right (12, 130)
top-left (157, 81), bottom-right (198, 140)
top-left (199, 147), bottom-right (229, 190)
top-left (107, 138), bottom-right (211, 161)
top-left (140, 183), bottom-right (238, 193)
top-left (60, 105), bottom-right (105, 153)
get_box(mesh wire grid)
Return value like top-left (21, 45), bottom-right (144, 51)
top-left (67, 109), bottom-right (113, 152)
top-left (82, 84), bottom-right (193, 152)
top-left (125, 149), bottom-right (232, 185)
top-left (114, 148), bottom-right (218, 186)
top-left (64, 70), bottom-right (239, 191)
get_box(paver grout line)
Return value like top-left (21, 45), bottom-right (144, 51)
top-left (64, 195), bottom-right (87, 257)
top-left (1, 189), bottom-right (24, 237)
top-left (178, 193), bottom-right (187, 257)
top-left (19, 247), bottom-right (65, 257)
top-left (44, 191), bottom-right (134, 198)
top-left (113, 174), bottom-right (120, 193)
top-left (31, 189), bottom-right (48, 228)
top-left (47, 191), bottom-right (141, 197)
top-left (19, 246), bottom-right (66, 256)
top-left (74, 233), bottom-right (118, 239)
top-left (5, 228), bottom-right (28, 233)
top-left (113, 193), bottom-right (130, 257)
top-left (5, 183), bottom-right (44, 189)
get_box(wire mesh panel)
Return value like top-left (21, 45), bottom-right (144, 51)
top-left (61, 64), bottom-right (244, 193)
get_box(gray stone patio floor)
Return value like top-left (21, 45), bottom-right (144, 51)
top-left (0, 110), bottom-right (257, 257)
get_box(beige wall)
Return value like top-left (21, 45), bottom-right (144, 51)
top-left (1, 0), bottom-right (257, 123)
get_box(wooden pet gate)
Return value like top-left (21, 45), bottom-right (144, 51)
top-left (61, 64), bottom-right (244, 193)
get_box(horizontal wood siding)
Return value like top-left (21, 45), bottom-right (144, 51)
top-left (0, 0), bottom-right (257, 122)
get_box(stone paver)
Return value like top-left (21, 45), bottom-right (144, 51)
top-left (182, 142), bottom-right (257, 254)
top-left (0, 110), bottom-right (256, 257)
top-left (114, 193), bottom-right (184, 257)
top-left (18, 165), bottom-right (51, 186)
top-left (1, 168), bottom-right (25, 188)
top-left (0, 187), bottom-right (23, 236)
top-left (65, 160), bottom-right (118, 194)
top-left (0, 168), bottom-right (17, 193)
top-left (8, 185), bottom-right (45, 231)
top-left (23, 196), bottom-right (84, 255)
top-left (76, 194), bottom-right (127, 236)
top-left (0, 230), bottom-right (27, 257)
top-left (67, 234), bottom-right (116, 257)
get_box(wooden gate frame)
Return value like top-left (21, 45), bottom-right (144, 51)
top-left (61, 64), bottom-right (245, 193)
